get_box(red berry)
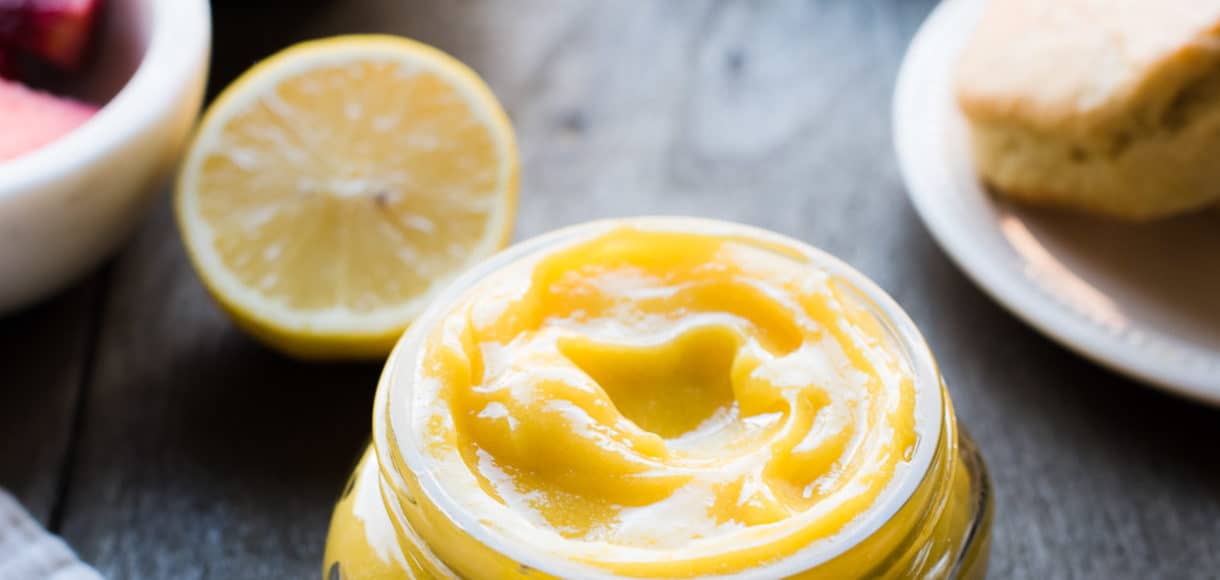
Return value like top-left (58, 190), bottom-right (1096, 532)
top-left (0, 49), bottom-right (14, 79)
top-left (0, 0), bottom-right (102, 70)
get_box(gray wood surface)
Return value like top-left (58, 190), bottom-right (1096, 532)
top-left (2, 0), bottom-right (1219, 578)
top-left (0, 281), bottom-right (97, 524)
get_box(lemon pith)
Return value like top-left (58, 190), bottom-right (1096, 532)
top-left (176, 35), bottom-right (518, 359)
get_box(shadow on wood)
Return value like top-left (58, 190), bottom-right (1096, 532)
top-left (0, 279), bottom-right (98, 524)
top-left (895, 202), bottom-right (1220, 577)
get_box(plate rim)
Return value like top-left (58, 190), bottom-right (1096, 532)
top-left (892, 0), bottom-right (1220, 405)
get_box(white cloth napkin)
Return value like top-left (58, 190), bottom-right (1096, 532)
top-left (0, 490), bottom-right (102, 580)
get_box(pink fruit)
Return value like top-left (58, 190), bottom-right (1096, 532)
top-left (0, 0), bottom-right (102, 70)
top-left (0, 77), bottom-right (97, 162)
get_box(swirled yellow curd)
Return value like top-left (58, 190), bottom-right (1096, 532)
top-left (365, 220), bottom-right (959, 579)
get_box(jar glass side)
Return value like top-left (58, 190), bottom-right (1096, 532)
top-left (322, 416), bottom-right (991, 579)
top-left (322, 218), bottom-right (993, 579)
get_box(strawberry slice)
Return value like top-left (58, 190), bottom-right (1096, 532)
top-left (0, 77), bottom-right (97, 162)
top-left (0, 0), bottom-right (102, 70)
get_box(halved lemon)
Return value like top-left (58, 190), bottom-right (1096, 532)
top-left (176, 35), bottom-right (518, 360)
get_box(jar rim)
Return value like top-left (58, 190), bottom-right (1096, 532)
top-left (374, 216), bottom-right (946, 579)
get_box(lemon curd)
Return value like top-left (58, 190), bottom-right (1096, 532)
top-left (325, 218), bottom-right (992, 579)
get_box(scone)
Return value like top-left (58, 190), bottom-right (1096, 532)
top-left (956, 0), bottom-right (1220, 220)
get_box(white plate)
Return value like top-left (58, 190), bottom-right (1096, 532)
top-left (893, 0), bottom-right (1220, 404)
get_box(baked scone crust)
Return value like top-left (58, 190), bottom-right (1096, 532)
top-left (956, 0), bottom-right (1220, 219)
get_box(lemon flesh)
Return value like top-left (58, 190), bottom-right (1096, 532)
top-left (177, 36), bottom-right (518, 359)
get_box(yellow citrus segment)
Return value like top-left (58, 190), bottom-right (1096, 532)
top-left (176, 36), bottom-right (518, 359)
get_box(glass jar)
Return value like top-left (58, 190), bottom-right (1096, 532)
top-left (324, 218), bottom-right (993, 579)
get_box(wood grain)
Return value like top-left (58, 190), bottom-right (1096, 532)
top-left (29, 0), bottom-right (1220, 578)
top-left (53, 194), bottom-right (382, 579)
top-left (0, 280), bottom-right (98, 526)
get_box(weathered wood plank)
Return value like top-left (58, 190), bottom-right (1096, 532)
top-left (57, 198), bottom-right (381, 578)
top-left (51, 0), bottom-right (1220, 578)
top-left (0, 280), bottom-right (98, 525)
top-left (53, 1), bottom-right (374, 577)
top-left (895, 213), bottom-right (1220, 579)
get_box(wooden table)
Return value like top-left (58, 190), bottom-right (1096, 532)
top-left (3, 1), bottom-right (1219, 578)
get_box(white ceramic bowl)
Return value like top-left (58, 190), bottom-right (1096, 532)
top-left (0, 0), bottom-right (210, 312)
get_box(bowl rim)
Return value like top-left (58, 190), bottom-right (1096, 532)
top-left (0, 0), bottom-right (211, 197)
